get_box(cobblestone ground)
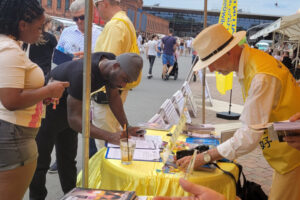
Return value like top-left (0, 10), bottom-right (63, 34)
top-left (189, 69), bottom-right (273, 195)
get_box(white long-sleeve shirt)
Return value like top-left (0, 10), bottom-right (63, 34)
top-left (217, 48), bottom-right (282, 160)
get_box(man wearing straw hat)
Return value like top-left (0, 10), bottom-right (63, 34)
top-left (177, 24), bottom-right (300, 199)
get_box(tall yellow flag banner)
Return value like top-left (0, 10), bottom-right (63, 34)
top-left (215, 0), bottom-right (238, 95)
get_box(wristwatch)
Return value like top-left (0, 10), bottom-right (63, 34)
top-left (203, 151), bottom-right (212, 164)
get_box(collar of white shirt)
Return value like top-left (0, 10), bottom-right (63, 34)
top-left (237, 45), bottom-right (246, 80)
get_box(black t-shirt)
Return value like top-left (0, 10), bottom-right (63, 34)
top-left (49, 52), bottom-right (116, 104)
top-left (29, 32), bottom-right (57, 76)
top-left (282, 56), bottom-right (293, 71)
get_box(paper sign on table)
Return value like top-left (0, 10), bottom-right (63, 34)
top-left (106, 148), bottom-right (160, 162)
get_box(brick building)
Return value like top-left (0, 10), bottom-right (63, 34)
top-left (38, 0), bottom-right (169, 35)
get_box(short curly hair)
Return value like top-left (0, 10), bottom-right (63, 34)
top-left (0, 0), bottom-right (44, 40)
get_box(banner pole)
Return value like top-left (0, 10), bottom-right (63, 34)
top-left (82, 0), bottom-right (93, 188)
top-left (202, 0), bottom-right (208, 124)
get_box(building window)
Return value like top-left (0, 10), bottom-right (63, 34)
top-left (65, 0), bottom-right (70, 11)
top-left (57, 0), bottom-right (61, 9)
top-left (47, 0), bottom-right (52, 7)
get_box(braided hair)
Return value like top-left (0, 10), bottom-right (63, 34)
top-left (0, 0), bottom-right (44, 40)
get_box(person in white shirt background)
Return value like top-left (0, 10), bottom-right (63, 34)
top-left (145, 34), bottom-right (160, 79)
top-left (56, 0), bottom-right (101, 59)
top-left (185, 38), bottom-right (192, 56)
top-left (137, 32), bottom-right (143, 54)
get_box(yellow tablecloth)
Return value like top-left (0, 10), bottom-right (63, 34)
top-left (77, 129), bottom-right (239, 200)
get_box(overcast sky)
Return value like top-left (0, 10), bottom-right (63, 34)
top-left (143, 0), bottom-right (300, 16)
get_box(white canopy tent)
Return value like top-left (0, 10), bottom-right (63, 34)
top-left (250, 12), bottom-right (300, 73)
top-left (250, 12), bottom-right (300, 41)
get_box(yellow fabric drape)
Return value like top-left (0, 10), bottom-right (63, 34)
top-left (77, 129), bottom-right (239, 200)
top-left (215, 0), bottom-right (238, 95)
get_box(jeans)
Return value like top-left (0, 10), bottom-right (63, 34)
top-left (162, 54), bottom-right (175, 66)
top-left (148, 55), bottom-right (156, 75)
top-left (29, 103), bottom-right (78, 200)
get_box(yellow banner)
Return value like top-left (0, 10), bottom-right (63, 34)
top-left (215, 0), bottom-right (238, 95)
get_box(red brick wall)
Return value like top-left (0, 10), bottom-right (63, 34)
top-left (42, 0), bottom-right (169, 35)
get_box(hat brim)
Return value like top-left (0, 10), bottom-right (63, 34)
top-left (193, 31), bottom-right (246, 72)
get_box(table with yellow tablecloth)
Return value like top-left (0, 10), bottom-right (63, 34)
top-left (77, 129), bottom-right (239, 200)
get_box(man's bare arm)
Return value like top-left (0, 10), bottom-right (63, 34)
top-left (67, 95), bottom-right (121, 144)
top-left (106, 87), bottom-right (128, 127)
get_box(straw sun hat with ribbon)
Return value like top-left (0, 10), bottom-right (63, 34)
top-left (192, 24), bottom-right (246, 71)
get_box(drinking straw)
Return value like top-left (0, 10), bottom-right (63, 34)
top-left (123, 124), bottom-right (130, 161)
top-left (184, 149), bottom-right (198, 180)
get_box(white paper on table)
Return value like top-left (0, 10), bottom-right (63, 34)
top-left (107, 135), bottom-right (162, 149)
top-left (107, 140), bottom-right (155, 149)
top-left (106, 148), bottom-right (161, 161)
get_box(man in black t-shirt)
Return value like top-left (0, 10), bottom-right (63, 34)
top-left (29, 52), bottom-right (143, 200)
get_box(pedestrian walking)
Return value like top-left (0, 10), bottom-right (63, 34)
top-left (145, 34), bottom-right (160, 79)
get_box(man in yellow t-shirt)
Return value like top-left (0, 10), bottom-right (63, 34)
top-left (92, 0), bottom-right (141, 140)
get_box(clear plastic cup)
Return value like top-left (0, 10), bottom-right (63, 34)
top-left (120, 138), bottom-right (136, 165)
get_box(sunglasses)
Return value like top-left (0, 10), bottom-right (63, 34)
top-left (73, 15), bottom-right (85, 22)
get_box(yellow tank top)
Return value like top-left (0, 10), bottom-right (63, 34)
top-left (242, 45), bottom-right (300, 174)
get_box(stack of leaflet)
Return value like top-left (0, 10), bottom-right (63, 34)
top-left (184, 124), bottom-right (220, 147)
top-left (137, 111), bottom-right (172, 131)
top-left (268, 120), bottom-right (300, 142)
top-left (105, 135), bottom-right (162, 162)
top-left (160, 99), bottom-right (180, 125)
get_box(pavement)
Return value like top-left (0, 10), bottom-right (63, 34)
top-left (23, 54), bottom-right (273, 199)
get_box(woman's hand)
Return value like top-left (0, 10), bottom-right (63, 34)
top-left (46, 80), bottom-right (69, 98)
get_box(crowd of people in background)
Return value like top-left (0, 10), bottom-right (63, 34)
top-left (263, 42), bottom-right (300, 78)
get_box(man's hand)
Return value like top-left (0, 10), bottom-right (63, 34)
top-left (176, 153), bottom-right (205, 170)
top-left (108, 132), bottom-right (123, 145)
top-left (284, 113), bottom-right (300, 151)
top-left (73, 51), bottom-right (84, 60)
top-left (153, 178), bottom-right (226, 200)
top-left (283, 136), bottom-right (300, 151)
top-left (128, 126), bottom-right (145, 137)
top-left (289, 113), bottom-right (300, 122)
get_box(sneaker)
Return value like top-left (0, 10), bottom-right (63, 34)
top-left (147, 74), bottom-right (153, 79)
top-left (48, 161), bottom-right (58, 174)
top-left (193, 74), bottom-right (197, 82)
top-left (165, 74), bottom-right (169, 80)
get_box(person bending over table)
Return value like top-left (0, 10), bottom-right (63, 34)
top-left (177, 24), bottom-right (300, 200)
top-left (29, 52), bottom-right (143, 200)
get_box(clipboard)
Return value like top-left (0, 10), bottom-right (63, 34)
top-left (53, 48), bottom-right (73, 65)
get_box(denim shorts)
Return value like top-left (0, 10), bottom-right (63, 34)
top-left (162, 54), bottom-right (175, 66)
top-left (0, 119), bottom-right (39, 171)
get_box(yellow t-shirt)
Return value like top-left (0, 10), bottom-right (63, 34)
top-left (0, 35), bottom-right (45, 128)
top-left (94, 11), bottom-right (136, 56)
